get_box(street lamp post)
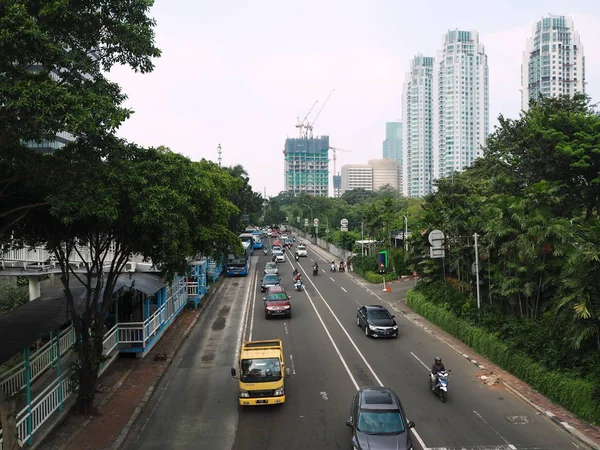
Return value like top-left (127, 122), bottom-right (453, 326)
top-left (361, 221), bottom-right (365, 256)
top-left (403, 215), bottom-right (408, 252)
top-left (300, 203), bottom-right (314, 243)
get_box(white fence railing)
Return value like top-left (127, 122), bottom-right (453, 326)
top-left (0, 327), bottom-right (75, 398)
top-left (1, 245), bottom-right (116, 269)
top-left (0, 274), bottom-right (197, 449)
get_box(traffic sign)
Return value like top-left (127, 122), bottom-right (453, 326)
top-left (428, 229), bottom-right (445, 246)
top-left (314, 218), bottom-right (319, 225)
top-left (340, 218), bottom-right (349, 227)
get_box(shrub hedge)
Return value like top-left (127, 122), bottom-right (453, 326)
top-left (407, 289), bottom-right (600, 424)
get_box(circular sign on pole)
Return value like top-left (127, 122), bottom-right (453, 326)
top-left (340, 218), bottom-right (349, 227)
top-left (428, 229), bottom-right (445, 246)
top-left (313, 218), bottom-right (319, 225)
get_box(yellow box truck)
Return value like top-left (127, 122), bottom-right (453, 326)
top-left (231, 339), bottom-right (290, 406)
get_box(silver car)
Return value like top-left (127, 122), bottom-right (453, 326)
top-left (273, 250), bottom-right (285, 263)
top-left (264, 262), bottom-right (279, 276)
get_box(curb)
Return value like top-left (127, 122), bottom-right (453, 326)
top-left (110, 275), bottom-right (227, 450)
top-left (295, 230), bottom-right (600, 450)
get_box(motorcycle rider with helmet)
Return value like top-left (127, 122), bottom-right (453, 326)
top-left (430, 356), bottom-right (445, 390)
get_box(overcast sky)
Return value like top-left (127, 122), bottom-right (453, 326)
top-left (108, 0), bottom-right (600, 198)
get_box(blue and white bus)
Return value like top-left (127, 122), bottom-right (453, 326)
top-left (239, 233), bottom-right (255, 256)
top-left (251, 230), bottom-right (263, 249)
top-left (226, 242), bottom-right (251, 276)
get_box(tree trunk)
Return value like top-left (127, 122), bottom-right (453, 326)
top-left (0, 387), bottom-right (20, 450)
top-left (73, 328), bottom-right (104, 416)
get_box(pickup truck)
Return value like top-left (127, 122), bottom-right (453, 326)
top-left (231, 339), bottom-right (291, 406)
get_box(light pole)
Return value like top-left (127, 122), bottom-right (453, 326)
top-left (300, 203), bottom-right (314, 242)
top-left (361, 221), bottom-right (365, 256)
top-left (403, 215), bottom-right (408, 252)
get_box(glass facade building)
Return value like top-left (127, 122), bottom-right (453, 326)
top-left (382, 122), bottom-right (403, 163)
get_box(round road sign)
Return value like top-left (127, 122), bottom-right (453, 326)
top-left (340, 218), bottom-right (349, 227)
top-left (314, 218), bottom-right (319, 225)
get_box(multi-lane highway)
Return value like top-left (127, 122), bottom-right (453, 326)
top-left (122, 236), bottom-right (589, 450)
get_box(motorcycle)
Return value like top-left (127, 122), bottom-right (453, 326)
top-left (313, 266), bottom-right (319, 276)
top-left (294, 280), bottom-right (303, 291)
top-left (429, 370), bottom-right (451, 402)
top-left (330, 263), bottom-right (336, 272)
top-left (339, 263), bottom-right (345, 272)
top-left (263, 247), bottom-right (268, 255)
top-left (295, 253), bottom-right (299, 261)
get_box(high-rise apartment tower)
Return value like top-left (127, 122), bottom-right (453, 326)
top-left (521, 15), bottom-right (585, 111)
top-left (402, 55), bottom-right (435, 197)
top-left (433, 30), bottom-right (489, 182)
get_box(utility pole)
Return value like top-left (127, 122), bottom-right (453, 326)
top-left (403, 215), bottom-right (408, 252)
top-left (217, 143), bottom-right (222, 168)
top-left (473, 233), bottom-right (481, 310)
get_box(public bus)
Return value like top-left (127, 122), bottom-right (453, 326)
top-left (239, 233), bottom-right (255, 256)
top-left (226, 241), bottom-right (251, 276)
top-left (251, 230), bottom-right (263, 249)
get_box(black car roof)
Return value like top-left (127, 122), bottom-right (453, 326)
top-left (365, 305), bottom-right (387, 311)
top-left (358, 387), bottom-right (401, 411)
top-left (263, 274), bottom-right (279, 280)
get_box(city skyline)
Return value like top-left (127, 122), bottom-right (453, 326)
top-left (107, 1), bottom-right (600, 197)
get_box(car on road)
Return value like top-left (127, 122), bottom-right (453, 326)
top-left (273, 250), bottom-right (285, 263)
top-left (264, 262), bottom-right (279, 276)
top-left (296, 244), bottom-right (308, 257)
top-left (346, 386), bottom-right (415, 450)
top-left (263, 286), bottom-right (291, 319)
top-left (271, 231), bottom-right (278, 238)
top-left (261, 274), bottom-right (281, 292)
top-left (356, 305), bottom-right (398, 338)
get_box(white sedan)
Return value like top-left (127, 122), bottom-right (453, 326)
top-left (296, 245), bottom-right (308, 257)
top-left (273, 250), bottom-right (285, 263)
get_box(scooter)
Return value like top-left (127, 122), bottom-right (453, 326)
top-left (330, 263), bottom-right (336, 273)
top-left (294, 279), bottom-right (303, 291)
top-left (263, 247), bottom-right (268, 255)
top-left (295, 254), bottom-right (299, 261)
top-left (429, 370), bottom-right (451, 402)
top-left (313, 266), bottom-right (319, 276)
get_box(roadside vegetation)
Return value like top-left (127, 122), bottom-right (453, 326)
top-left (0, 1), bottom-right (263, 445)
top-left (265, 94), bottom-right (600, 424)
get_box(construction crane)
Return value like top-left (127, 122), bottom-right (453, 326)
top-left (295, 100), bottom-right (318, 138)
top-left (306, 89), bottom-right (334, 138)
top-left (329, 146), bottom-right (353, 178)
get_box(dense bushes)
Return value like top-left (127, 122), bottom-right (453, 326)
top-left (350, 254), bottom-right (397, 283)
top-left (407, 286), bottom-right (600, 423)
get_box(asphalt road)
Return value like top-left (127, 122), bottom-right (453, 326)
top-left (123, 236), bottom-right (589, 450)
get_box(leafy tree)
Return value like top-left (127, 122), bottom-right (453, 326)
top-left (341, 188), bottom-right (377, 205)
top-left (223, 165), bottom-right (263, 231)
top-left (0, 0), bottom-right (161, 238)
top-left (0, 280), bottom-right (29, 314)
top-left (5, 138), bottom-right (240, 415)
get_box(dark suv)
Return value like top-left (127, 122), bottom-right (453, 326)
top-left (356, 305), bottom-right (398, 338)
top-left (346, 386), bottom-right (415, 450)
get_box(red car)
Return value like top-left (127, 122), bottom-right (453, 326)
top-left (263, 286), bottom-right (291, 319)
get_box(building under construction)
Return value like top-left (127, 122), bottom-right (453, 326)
top-left (284, 136), bottom-right (329, 197)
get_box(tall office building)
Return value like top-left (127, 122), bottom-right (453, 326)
top-left (402, 55), bottom-right (435, 197)
top-left (284, 136), bottom-right (329, 196)
top-left (382, 122), bottom-right (403, 163)
top-left (340, 159), bottom-right (401, 195)
top-left (340, 164), bottom-right (373, 195)
top-left (433, 30), bottom-right (489, 182)
top-left (521, 15), bottom-right (585, 111)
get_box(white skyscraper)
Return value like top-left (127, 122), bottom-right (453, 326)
top-left (433, 30), bottom-right (489, 182)
top-left (402, 55), bottom-right (435, 197)
top-left (521, 15), bottom-right (585, 111)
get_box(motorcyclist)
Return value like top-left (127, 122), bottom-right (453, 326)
top-left (339, 261), bottom-right (345, 272)
top-left (330, 260), bottom-right (336, 272)
top-left (430, 356), bottom-right (446, 390)
top-left (293, 268), bottom-right (299, 278)
top-left (295, 250), bottom-right (299, 260)
top-left (294, 272), bottom-right (302, 282)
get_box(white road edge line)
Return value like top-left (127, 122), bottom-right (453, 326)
top-left (472, 410), bottom-right (514, 447)
top-left (289, 354), bottom-right (296, 375)
top-left (411, 352), bottom-right (430, 371)
top-left (249, 266), bottom-right (258, 341)
top-left (300, 247), bottom-right (429, 450)
top-left (234, 262), bottom-right (256, 367)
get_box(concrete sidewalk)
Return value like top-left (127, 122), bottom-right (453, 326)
top-left (307, 241), bottom-right (600, 450)
top-left (36, 276), bottom-right (225, 450)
